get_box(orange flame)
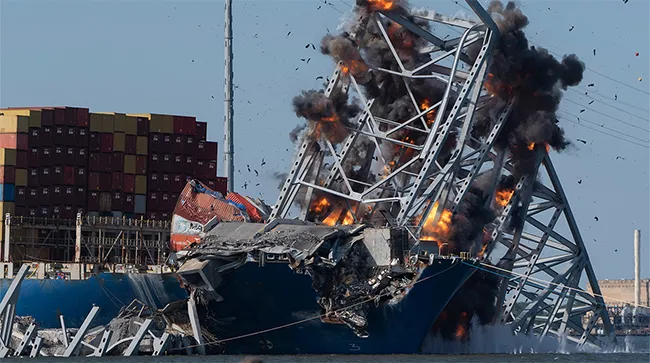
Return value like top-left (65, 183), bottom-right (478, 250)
top-left (420, 99), bottom-right (437, 126)
top-left (342, 210), bottom-right (354, 225)
top-left (341, 59), bottom-right (368, 77)
top-left (455, 324), bottom-right (467, 340)
top-left (528, 142), bottom-right (551, 152)
top-left (495, 189), bottom-right (514, 208)
top-left (419, 201), bottom-right (453, 247)
top-left (367, 0), bottom-right (395, 11)
top-left (310, 196), bottom-right (331, 214)
top-left (322, 208), bottom-right (342, 226)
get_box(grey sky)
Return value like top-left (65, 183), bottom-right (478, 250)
top-left (1, 0), bottom-right (648, 280)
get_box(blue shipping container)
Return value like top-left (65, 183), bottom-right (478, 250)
top-left (0, 184), bottom-right (15, 202)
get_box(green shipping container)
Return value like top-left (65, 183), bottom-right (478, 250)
top-left (114, 132), bottom-right (126, 152)
top-left (0, 115), bottom-right (29, 134)
top-left (114, 113), bottom-right (127, 133)
top-left (101, 114), bottom-right (114, 133)
top-left (0, 149), bottom-right (17, 166)
top-left (0, 109), bottom-right (41, 128)
top-left (136, 136), bottom-right (148, 155)
top-left (90, 114), bottom-right (103, 133)
top-left (124, 116), bottom-right (138, 135)
top-left (135, 175), bottom-right (147, 194)
top-left (124, 155), bottom-right (136, 174)
top-left (15, 169), bottom-right (27, 186)
top-left (149, 114), bottom-right (173, 134)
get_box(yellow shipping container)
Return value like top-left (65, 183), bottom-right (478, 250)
top-left (135, 175), bottom-right (147, 194)
top-left (139, 114), bottom-right (173, 134)
top-left (90, 113), bottom-right (103, 133)
top-left (101, 114), bottom-right (114, 133)
top-left (114, 113), bottom-right (127, 133)
top-left (0, 109), bottom-right (42, 128)
top-left (124, 155), bottom-right (136, 174)
top-left (124, 116), bottom-right (137, 135)
top-left (14, 169), bottom-right (27, 187)
top-left (0, 115), bottom-right (29, 134)
top-left (136, 136), bottom-right (148, 155)
top-left (0, 149), bottom-right (17, 166)
top-left (114, 132), bottom-right (126, 152)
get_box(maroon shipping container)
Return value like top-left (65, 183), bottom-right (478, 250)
top-left (28, 168), bottom-right (38, 186)
top-left (136, 155), bottom-right (147, 175)
top-left (100, 133), bottom-right (114, 153)
top-left (195, 122), bottom-right (207, 141)
top-left (64, 107), bottom-right (77, 126)
top-left (52, 166), bottom-right (64, 184)
top-left (15, 186), bottom-right (26, 205)
top-left (100, 153), bottom-right (112, 172)
top-left (147, 212), bottom-right (158, 220)
top-left (53, 146), bottom-right (64, 165)
top-left (150, 133), bottom-right (161, 153)
top-left (99, 172), bottom-right (111, 191)
top-left (173, 136), bottom-right (184, 154)
top-left (184, 117), bottom-right (196, 136)
top-left (88, 191), bottom-right (100, 211)
top-left (172, 174), bottom-right (184, 192)
top-left (173, 116), bottom-right (197, 135)
top-left (149, 154), bottom-right (160, 171)
top-left (89, 153), bottom-right (101, 172)
top-left (28, 148), bottom-right (38, 167)
top-left (89, 133), bottom-right (101, 152)
top-left (160, 212), bottom-right (170, 221)
top-left (194, 160), bottom-right (205, 179)
top-left (123, 194), bottom-right (135, 213)
top-left (28, 128), bottom-right (39, 147)
top-left (185, 136), bottom-right (195, 156)
top-left (66, 147), bottom-right (76, 163)
top-left (27, 188), bottom-right (38, 207)
top-left (75, 186), bottom-right (87, 206)
top-left (53, 126), bottom-right (64, 144)
top-left (161, 173), bottom-right (171, 192)
top-left (213, 177), bottom-right (228, 196)
top-left (41, 127), bottom-right (52, 146)
top-left (40, 167), bottom-right (51, 185)
top-left (76, 148), bottom-right (87, 166)
top-left (136, 117), bottom-right (149, 136)
top-left (112, 153), bottom-right (124, 172)
top-left (52, 186), bottom-right (63, 205)
top-left (63, 166), bottom-right (74, 185)
top-left (112, 191), bottom-right (123, 210)
top-left (0, 166), bottom-right (15, 184)
top-left (112, 172), bottom-right (123, 190)
top-left (161, 154), bottom-right (171, 173)
top-left (125, 135), bottom-right (137, 154)
top-left (0, 134), bottom-right (28, 150)
top-left (39, 147), bottom-right (52, 165)
top-left (66, 126), bottom-right (76, 145)
top-left (123, 174), bottom-right (135, 193)
top-left (196, 141), bottom-right (217, 160)
top-left (161, 193), bottom-right (171, 210)
top-left (53, 108), bottom-right (65, 125)
top-left (41, 109), bottom-right (54, 126)
top-left (148, 173), bottom-right (159, 191)
top-left (183, 156), bottom-right (193, 175)
top-left (39, 187), bottom-right (51, 205)
top-left (148, 192), bottom-right (159, 211)
top-left (77, 127), bottom-right (88, 147)
top-left (89, 172), bottom-right (101, 191)
top-left (16, 151), bottom-right (27, 169)
top-left (76, 108), bottom-right (89, 127)
top-left (172, 155), bottom-right (183, 174)
top-left (64, 186), bottom-right (74, 203)
top-left (75, 167), bottom-right (86, 186)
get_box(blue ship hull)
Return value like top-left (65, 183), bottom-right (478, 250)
top-left (206, 257), bottom-right (477, 355)
top-left (0, 273), bottom-right (188, 328)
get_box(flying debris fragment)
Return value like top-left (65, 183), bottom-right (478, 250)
top-left (593, 49), bottom-right (596, 56)
top-left (569, 25), bottom-right (574, 31)
top-left (635, 52), bottom-right (639, 56)
top-left (588, 100), bottom-right (594, 105)
top-left (587, 83), bottom-right (595, 87)
top-left (577, 138), bottom-right (587, 144)
top-left (577, 179), bottom-right (582, 184)
top-left (594, 216), bottom-right (599, 221)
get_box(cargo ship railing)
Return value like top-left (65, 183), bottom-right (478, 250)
top-left (0, 213), bottom-right (173, 280)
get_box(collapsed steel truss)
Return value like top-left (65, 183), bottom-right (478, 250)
top-left (270, 0), bottom-right (613, 350)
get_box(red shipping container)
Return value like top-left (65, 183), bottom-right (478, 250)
top-left (100, 133), bottom-right (113, 153)
top-left (123, 194), bottom-right (135, 213)
top-left (75, 186), bottom-right (87, 206)
top-left (53, 126), bottom-right (64, 144)
top-left (66, 126), bottom-right (76, 145)
top-left (161, 154), bottom-right (171, 172)
top-left (52, 186), bottom-right (63, 205)
top-left (160, 173), bottom-right (170, 192)
top-left (149, 173), bottom-right (159, 190)
top-left (0, 134), bottom-right (28, 150)
top-left (16, 151), bottom-right (27, 168)
top-left (185, 136), bottom-right (195, 156)
top-left (63, 166), bottom-right (74, 185)
top-left (172, 116), bottom-right (196, 136)
top-left (89, 172), bottom-right (101, 191)
top-left (28, 168), bottom-right (38, 186)
top-left (147, 211), bottom-right (158, 220)
top-left (53, 146), bottom-right (64, 165)
top-left (160, 211), bottom-right (170, 220)
top-left (15, 186), bottom-right (26, 205)
top-left (112, 191), bottom-right (123, 210)
top-left (77, 127), bottom-right (88, 147)
top-left (88, 191), bottom-right (100, 211)
top-left (40, 127), bottom-right (52, 146)
top-left (75, 167), bottom-right (86, 186)
top-left (89, 133), bottom-right (101, 152)
top-left (100, 153), bottom-right (112, 172)
top-left (0, 166), bottom-right (15, 184)
top-left (112, 172), bottom-right (123, 190)
top-left (173, 136), bottom-right (184, 154)
top-left (112, 153), bottom-right (124, 172)
top-left (148, 192), bottom-right (159, 211)
top-left (76, 148), bottom-right (87, 166)
top-left (136, 117), bottom-right (149, 136)
top-left (123, 174), bottom-right (135, 192)
top-left (89, 153), bottom-right (101, 171)
top-left (99, 172), bottom-right (111, 191)
top-left (173, 116), bottom-right (184, 135)
top-left (27, 188), bottom-right (38, 207)
top-left (39, 167), bottom-right (51, 185)
top-left (28, 148), bottom-right (38, 167)
top-left (66, 147), bottom-right (75, 163)
top-left (162, 134), bottom-right (172, 151)
top-left (173, 174), bottom-right (184, 191)
top-left (150, 133), bottom-right (162, 153)
top-left (39, 147), bottom-right (52, 165)
top-left (52, 166), bottom-right (64, 184)
top-left (39, 187), bottom-right (51, 205)
top-left (41, 109), bottom-right (54, 126)
top-left (149, 154), bottom-right (160, 171)
top-left (28, 128), bottom-right (40, 147)
top-left (76, 108), bottom-right (89, 127)
top-left (184, 117), bottom-right (196, 136)
top-left (196, 141), bottom-right (217, 160)
top-left (194, 160), bottom-right (205, 178)
top-left (64, 107), bottom-right (77, 126)
top-left (15, 206), bottom-right (27, 217)
top-left (136, 155), bottom-right (147, 175)
top-left (64, 186), bottom-right (74, 203)
top-left (170, 233), bottom-right (201, 252)
top-left (214, 177), bottom-right (227, 196)
top-left (53, 108), bottom-right (65, 125)
top-left (195, 122), bottom-right (207, 141)
top-left (161, 193), bottom-right (171, 210)
top-left (125, 135), bottom-right (137, 154)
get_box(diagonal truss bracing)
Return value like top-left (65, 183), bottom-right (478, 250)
top-left (269, 0), bottom-right (614, 350)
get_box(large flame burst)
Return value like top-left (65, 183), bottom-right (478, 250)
top-left (419, 201), bottom-right (453, 248)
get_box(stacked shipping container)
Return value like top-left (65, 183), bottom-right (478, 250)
top-left (0, 106), bottom-right (225, 221)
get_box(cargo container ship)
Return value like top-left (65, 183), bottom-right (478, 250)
top-left (0, 106), bottom-right (227, 328)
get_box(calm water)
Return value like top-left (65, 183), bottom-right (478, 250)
top-left (5, 336), bottom-right (648, 363)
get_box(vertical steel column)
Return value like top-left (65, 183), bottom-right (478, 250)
top-left (3, 214), bottom-right (10, 262)
top-left (75, 213), bottom-right (81, 263)
top-left (223, 0), bottom-right (235, 192)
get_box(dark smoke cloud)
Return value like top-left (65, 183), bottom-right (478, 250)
top-left (291, 89), bottom-right (361, 144)
top-left (471, 1), bottom-right (585, 177)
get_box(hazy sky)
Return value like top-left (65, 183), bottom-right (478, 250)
top-left (1, 0), bottom-right (648, 281)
